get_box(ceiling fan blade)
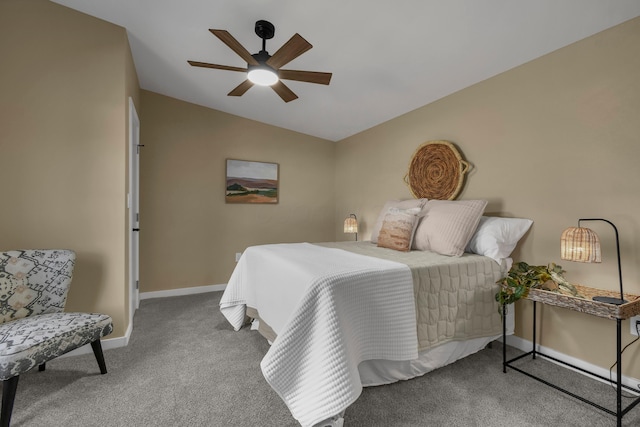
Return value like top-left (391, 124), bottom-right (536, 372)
top-left (228, 80), bottom-right (254, 97)
top-left (271, 81), bottom-right (298, 103)
top-left (187, 61), bottom-right (247, 73)
top-left (210, 29), bottom-right (259, 66)
top-left (266, 33), bottom-right (312, 69)
top-left (278, 69), bottom-right (332, 85)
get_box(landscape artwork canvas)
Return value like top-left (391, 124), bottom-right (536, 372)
top-left (226, 159), bottom-right (279, 204)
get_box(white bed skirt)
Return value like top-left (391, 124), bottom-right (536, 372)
top-left (359, 334), bottom-right (497, 386)
top-left (359, 306), bottom-right (514, 386)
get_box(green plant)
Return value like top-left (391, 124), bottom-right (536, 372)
top-left (495, 261), bottom-right (583, 311)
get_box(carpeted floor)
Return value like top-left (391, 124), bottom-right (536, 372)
top-left (8, 292), bottom-right (640, 426)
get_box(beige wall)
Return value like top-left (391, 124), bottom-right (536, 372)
top-left (335, 17), bottom-right (640, 377)
top-left (4, 0), bottom-right (639, 379)
top-left (139, 91), bottom-right (335, 291)
top-left (0, 0), bottom-right (139, 337)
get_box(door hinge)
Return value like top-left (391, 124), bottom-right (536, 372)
top-left (136, 212), bottom-right (139, 222)
top-left (136, 280), bottom-right (139, 290)
top-left (136, 144), bottom-right (145, 154)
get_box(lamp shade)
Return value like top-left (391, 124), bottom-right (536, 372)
top-left (560, 226), bottom-right (601, 263)
top-left (560, 218), bottom-right (624, 305)
top-left (344, 215), bottom-right (358, 234)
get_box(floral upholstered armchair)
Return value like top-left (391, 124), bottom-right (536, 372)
top-left (0, 249), bottom-right (113, 427)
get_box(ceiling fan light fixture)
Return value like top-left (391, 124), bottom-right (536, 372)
top-left (189, 20), bottom-right (331, 101)
top-left (247, 65), bottom-right (278, 86)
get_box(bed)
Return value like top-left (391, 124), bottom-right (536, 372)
top-left (220, 199), bottom-right (532, 427)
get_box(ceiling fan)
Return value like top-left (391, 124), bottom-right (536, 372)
top-left (188, 20), bottom-right (332, 102)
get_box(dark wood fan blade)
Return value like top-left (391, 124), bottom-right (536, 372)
top-left (228, 80), bottom-right (254, 97)
top-left (266, 33), bottom-right (312, 69)
top-left (271, 81), bottom-right (298, 102)
top-left (278, 69), bottom-right (332, 85)
top-left (210, 29), bottom-right (259, 66)
top-left (188, 61), bottom-right (247, 73)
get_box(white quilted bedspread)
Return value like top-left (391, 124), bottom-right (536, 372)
top-left (220, 243), bottom-right (417, 427)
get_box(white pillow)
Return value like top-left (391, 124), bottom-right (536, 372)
top-left (466, 216), bottom-right (533, 262)
top-left (370, 199), bottom-right (427, 243)
top-left (412, 199), bottom-right (487, 256)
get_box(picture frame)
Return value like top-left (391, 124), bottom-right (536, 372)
top-left (225, 159), bottom-right (279, 204)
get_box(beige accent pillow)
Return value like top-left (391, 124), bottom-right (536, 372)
top-left (370, 199), bottom-right (427, 243)
top-left (412, 199), bottom-right (487, 256)
top-left (377, 210), bottom-right (421, 252)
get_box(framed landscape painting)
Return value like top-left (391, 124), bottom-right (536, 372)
top-left (225, 159), bottom-right (279, 204)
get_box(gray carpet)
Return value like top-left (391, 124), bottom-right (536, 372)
top-left (9, 292), bottom-right (640, 426)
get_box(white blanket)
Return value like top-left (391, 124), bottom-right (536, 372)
top-left (220, 243), bottom-right (417, 427)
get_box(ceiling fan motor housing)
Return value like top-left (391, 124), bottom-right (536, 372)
top-left (251, 50), bottom-right (272, 64)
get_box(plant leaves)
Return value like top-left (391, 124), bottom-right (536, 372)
top-left (494, 261), bottom-right (581, 316)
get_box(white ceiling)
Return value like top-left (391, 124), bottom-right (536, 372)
top-left (52, 0), bottom-right (640, 141)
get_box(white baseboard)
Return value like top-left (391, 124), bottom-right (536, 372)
top-left (503, 334), bottom-right (640, 393)
top-left (139, 283), bottom-right (226, 300)
top-left (59, 326), bottom-right (131, 359)
top-left (60, 284), bottom-right (226, 358)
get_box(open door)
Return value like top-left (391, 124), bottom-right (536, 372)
top-left (128, 97), bottom-right (141, 325)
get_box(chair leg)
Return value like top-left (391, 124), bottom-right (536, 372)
top-left (90, 339), bottom-right (107, 374)
top-left (1, 376), bottom-right (19, 427)
top-left (38, 363), bottom-right (46, 372)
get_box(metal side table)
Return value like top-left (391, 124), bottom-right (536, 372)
top-left (503, 285), bottom-right (640, 427)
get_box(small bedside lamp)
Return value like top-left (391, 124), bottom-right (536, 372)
top-left (344, 214), bottom-right (358, 241)
top-left (560, 218), bottom-right (625, 305)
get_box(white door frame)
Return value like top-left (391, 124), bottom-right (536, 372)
top-left (128, 97), bottom-right (141, 325)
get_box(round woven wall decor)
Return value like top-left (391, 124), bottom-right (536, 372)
top-left (404, 140), bottom-right (470, 200)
